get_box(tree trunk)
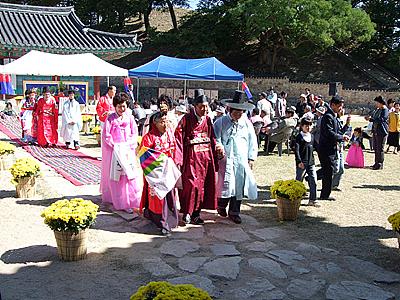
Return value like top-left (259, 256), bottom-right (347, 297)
top-left (165, 0), bottom-right (178, 30)
top-left (270, 46), bottom-right (278, 73)
top-left (144, 2), bottom-right (153, 34)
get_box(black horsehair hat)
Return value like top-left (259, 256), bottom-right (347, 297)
top-left (221, 90), bottom-right (255, 111)
top-left (193, 89), bottom-right (208, 105)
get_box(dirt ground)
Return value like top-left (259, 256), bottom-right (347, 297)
top-left (0, 115), bottom-right (400, 299)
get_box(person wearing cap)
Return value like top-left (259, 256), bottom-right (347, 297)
top-left (318, 95), bottom-right (349, 200)
top-left (174, 89), bottom-right (220, 225)
top-left (301, 105), bottom-right (314, 120)
top-left (213, 91), bottom-right (258, 224)
top-left (60, 90), bottom-right (82, 150)
top-left (35, 86), bottom-right (58, 147)
top-left (315, 95), bottom-right (329, 111)
top-left (175, 104), bottom-right (187, 122)
top-left (213, 106), bottom-right (226, 123)
top-left (365, 96), bottom-right (389, 170)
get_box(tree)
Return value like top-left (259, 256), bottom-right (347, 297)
top-left (351, 0), bottom-right (399, 71)
top-left (229, 0), bottom-right (375, 72)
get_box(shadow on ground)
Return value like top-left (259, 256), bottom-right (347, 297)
top-left (353, 184), bottom-right (400, 191)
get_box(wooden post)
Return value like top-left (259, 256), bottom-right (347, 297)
top-left (93, 76), bottom-right (100, 100)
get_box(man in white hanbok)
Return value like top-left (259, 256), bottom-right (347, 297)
top-left (60, 90), bottom-right (82, 149)
top-left (214, 90), bottom-right (258, 224)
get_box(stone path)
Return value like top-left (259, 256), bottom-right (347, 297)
top-left (133, 212), bottom-right (400, 299)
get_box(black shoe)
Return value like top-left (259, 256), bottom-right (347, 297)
top-left (217, 207), bottom-right (227, 217)
top-left (229, 215), bottom-right (242, 224)
top-left (371, 164), bottom-right (383, 170)
top-left (183, 214), bottom-right (191, 225)
top-left (191, 216), bottom-right (205, 225)
top-left (161, 229), bottom-right (171, 237)
top-left (332, 187), bottom-right (342, 191)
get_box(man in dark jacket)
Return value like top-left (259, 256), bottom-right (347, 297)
top-left (318, 96), bottom-right (349, 200)
top-left (365, 96), bottom-right (389, 170)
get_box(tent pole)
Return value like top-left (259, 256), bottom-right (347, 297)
top-left (237, 81), bottom-right (240, 90)
top-left (107, 76), bottom-right (110, 87)
top-left (136, 78), bottom-right (140, 102)
top-left (184, 80), bottom-right (187, 102)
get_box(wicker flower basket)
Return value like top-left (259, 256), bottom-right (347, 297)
top-left (16, 176), bottom-right (36, 198)
top-left (276, 197), bottom-right (301, 221)
top-left (54, 230), bottom-right (88, 261)
top-left (0, 153), bottom-right (15, 171)
top-left (82, 121), bottom-right (90, 134)
top-left (95, 133), bottom-right (101, 146)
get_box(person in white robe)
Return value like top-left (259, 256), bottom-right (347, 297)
top-left (213, 90), bottom-right (258, 224)
top-left (60, 90), bottom-right (82, 149)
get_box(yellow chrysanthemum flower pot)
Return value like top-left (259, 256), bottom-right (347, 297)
top-left (270, 179), bottom-right (307, 221)
top-left (9, 158), bottom-right (40, 198)
top-left (0, 141), bottom-right (16, 171)
top-left (41, 198), bottom-right (99, 261)
top-left (388, 211), bottom-right (400, 248)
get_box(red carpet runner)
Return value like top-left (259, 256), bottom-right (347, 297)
top-left (0, 116), bottom-right (101, 186)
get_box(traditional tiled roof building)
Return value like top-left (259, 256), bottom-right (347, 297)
top-left (0, 2), bottom-right (142, 98)
top-left (0, 2), bottom-right (142, 61)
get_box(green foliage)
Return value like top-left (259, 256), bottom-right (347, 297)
top-left (130, 281), bottom-right (212, 300)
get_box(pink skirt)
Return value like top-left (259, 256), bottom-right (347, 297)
top-left (346, 144), bottom-right (364, 168)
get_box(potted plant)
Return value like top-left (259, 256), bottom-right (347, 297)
top-left (0, 141), bottom-right (16, 171)
top-left (81, 115), bottom-right (93, 134)
top-left (10, 158), bottom-right (40, 198)
top-left (41, 198), bottom-right (99, 261)
top-left (388, 211), bottom-right (400, 248)
top-left (91, 126), bottom-right (101, 145)
top-left (130, 281), bottom-right (211, 300)
top-left (270, 179), bottom-right (307, 221)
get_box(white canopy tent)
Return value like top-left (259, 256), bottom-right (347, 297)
top-left (1, 50), bottom-right (128, 76)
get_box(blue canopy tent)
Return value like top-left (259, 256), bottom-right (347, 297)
top-left (128, 55), bottom-right (244, 100)
top-left (129, 55), bottom-right (243, 81)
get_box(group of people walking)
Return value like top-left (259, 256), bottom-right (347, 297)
top-left (98, 88), bottom-right (258, 236)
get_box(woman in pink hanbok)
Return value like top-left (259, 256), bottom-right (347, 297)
top-left (101, 92), bottom-right (142, 213)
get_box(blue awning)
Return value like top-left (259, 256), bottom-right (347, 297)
top-left (128, 55), bottom-right (243, 81)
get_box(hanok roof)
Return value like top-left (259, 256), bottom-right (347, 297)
top-left (0, 2), bottom-right (142, 60)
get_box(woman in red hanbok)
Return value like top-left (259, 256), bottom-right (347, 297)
top-left (140, 111), bottom-right (179, 235)
top-left (35, 88), bottom-right (58, 147)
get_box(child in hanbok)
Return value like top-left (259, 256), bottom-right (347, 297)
top-left (19, 89), bottom-right (37, 143)
top-left (140, 111), bottom-right (179, 235)
top-left (345, 127), bottom-right (365, 168)
top-left (101, 92), bottom-right (142, 213)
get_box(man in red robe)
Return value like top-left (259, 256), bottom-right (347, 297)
top-left (174, 89), bottom-right (220, 225)
top-left (96, 86), bottom-right (116, 123)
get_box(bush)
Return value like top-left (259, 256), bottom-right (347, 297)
top-left (130, 281), bottom-right (212, 300)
